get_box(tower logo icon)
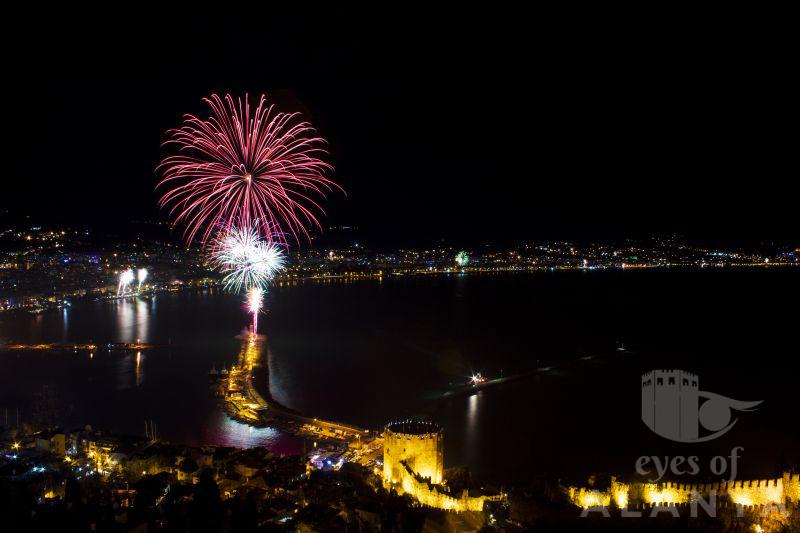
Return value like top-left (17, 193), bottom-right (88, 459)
top-left (641, 370), bottom-right (762, 443)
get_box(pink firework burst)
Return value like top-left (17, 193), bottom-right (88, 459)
top-left (157, 93), bottom-right (340, 245)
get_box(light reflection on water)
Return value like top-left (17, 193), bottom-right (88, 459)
top-left (467, 392), bottom-right (479, 433)
top-left (203, 411), bottom-right (298, 451)
top-left (136, 299), bottom-right (149, 342)
top-left (115, 351), bottom-right (146, 390)
top-left (115, 298), bottom-right (134, 341)
top-left (0, 290), bottom-right (309, 455)
top-left (202, 334), bottom-right (303, 454)
top-left (135, 351), bottom-right (143, 388)
top-left (1, 272), bottom-right (797, 482)
top-left (62, 307), bottom-right (68, 343)
top-left (112, 297), bottom-right (153, 343)
top-left (463, 392), bottom-right (480, 466)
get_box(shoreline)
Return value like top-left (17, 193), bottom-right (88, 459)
top-left (2, 262), bottom-right (796, 319)
top-left (212, 336), bottom-right (383, 470)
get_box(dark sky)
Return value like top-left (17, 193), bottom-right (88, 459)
top-left (4, 8), bottom-right (796, 246)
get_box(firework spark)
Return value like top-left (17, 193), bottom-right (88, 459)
top-left (212, 225), bottom-right (285, 293)
top-left (157, 93), bottom-right (340, 245)
top-left (136, 268), bottom-right (148, 294)
top-left (247, 286), bottom-right (263, 314)
top-left (118, 269), bottom-right (135, 296)
top-left (247, 287), bottom-right (264, 334)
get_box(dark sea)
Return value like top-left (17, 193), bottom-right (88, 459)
top-left (1, 269), bottom-right (798, 484)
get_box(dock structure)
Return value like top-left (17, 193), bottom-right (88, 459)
top-left (217, 340), bottom-right (371, 445)
top-left (0, 342), bottom-right (153, 352)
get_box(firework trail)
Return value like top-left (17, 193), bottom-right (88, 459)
top-left (118, 269), bottom-right (135, 296)
top-left (136, 268), bottom-right (148, 294)
top-left (157, 93), bottom-right (340, 245)
top-left (247, 287), bottom-right (264, 334)
top-left (211, 224), bottom-right (286, 293)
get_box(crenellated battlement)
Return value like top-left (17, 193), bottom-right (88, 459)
top-left (567, 486), bottom-right (612, 508)
top-left (397, 461), bottom-right (505, 512)
top-left (783, 472), bottom-right (800, 503)
top-left (385, 420), bottom-right (443, 438)
top-left (382, 419), bottom-right (504, 512)
top-left (384, 420), bottom-right (444, 485)
top-left (565, 471), bottom-right (799, 510)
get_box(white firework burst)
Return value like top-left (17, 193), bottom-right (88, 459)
top-left (212, 225), bottom-right (286, 292)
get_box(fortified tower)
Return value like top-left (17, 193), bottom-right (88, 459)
top-left (383, 420), bottom-right (444, 486)
top-left (641, 369), bottom-right (699, 441)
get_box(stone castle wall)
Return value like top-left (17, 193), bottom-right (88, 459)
top-left (383, 424), bottom-right (443, 485)
top-left (566, 472), bottom-right (800, 510)
top-left (382, 421), bottom-right (504, 512)
top-left (397, 462), bottom-right (504, 512)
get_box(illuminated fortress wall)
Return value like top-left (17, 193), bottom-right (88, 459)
top-left (565, 472), bottom-right (800, 510)
top-left (383, 421), bottom-right (443, 485)
top-left (383, 420), bottom-right (503, 512)
top-left (398, 462), bottom-right (505, 512)
top-left (784, 472), bottom-right (800, 503)
top-left (567, 478), bottom-right (631, 509)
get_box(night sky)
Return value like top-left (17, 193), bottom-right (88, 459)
top-left (4, 9), bottom-right (795, 246)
